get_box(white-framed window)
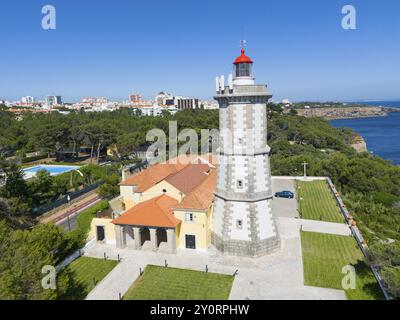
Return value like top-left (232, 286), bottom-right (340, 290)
top-left (185, 213), bottom-right (194, 222)
top-left (236, 219), bottom-right (243, 229)
top-left (237, 180), bottom-right (243, 189)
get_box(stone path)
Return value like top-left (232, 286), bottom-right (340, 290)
top-left (285, 218), bottom-right (351, 236)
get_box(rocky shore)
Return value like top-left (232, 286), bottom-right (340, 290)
top-left (296, 106), bottom-right (398, 120)
top-left (351, 135), bottom-right (368, 153)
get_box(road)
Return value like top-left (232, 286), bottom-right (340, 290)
top-left (58, 213), bottom-right (79, 232)
top-left (40, 194), bottom-right (102, 231)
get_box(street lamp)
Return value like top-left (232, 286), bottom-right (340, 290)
top-left (303, 161), bottom-right (308, 178)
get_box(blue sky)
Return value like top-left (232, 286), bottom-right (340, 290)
top-left (0, 0), bottom-right (399, 102)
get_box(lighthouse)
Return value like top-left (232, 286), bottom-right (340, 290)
top-left (211, 46), bottom-right (280, 257)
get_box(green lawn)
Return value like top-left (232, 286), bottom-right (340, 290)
top-left (297, 180), bottom-right (344, 223)
top-left (58, 256), bottom-right (118, 300)
top-left (301, 231), bottom-right (383, 300)
top-left (124, 265), bottom-right (234, 300)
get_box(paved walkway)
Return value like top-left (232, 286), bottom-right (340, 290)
top-left (291, 218), bottom-right (351, 236)
top-left (85, 216), bottom-right (346, 300)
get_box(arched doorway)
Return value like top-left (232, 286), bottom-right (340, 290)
top-left (156, 228), bottom-right (167, 247)
top-left (140, 227), bottom-right (150, 246)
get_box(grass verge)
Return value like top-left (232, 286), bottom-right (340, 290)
top-left (58, 256), bottom-right (118, 300)
top-left (297, 180), bottom-right (343, 223)
top-left (301, 231), bottom-right (383, 300)
top-left (124, 265), bottom-right (234, 300)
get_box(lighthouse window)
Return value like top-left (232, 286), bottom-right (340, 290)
top-left (236, 220), bottom-right (243, 229)
top-left (236, 63), bottom-right (252, 77)
top-left (237, 180), bottom-right (243, 188)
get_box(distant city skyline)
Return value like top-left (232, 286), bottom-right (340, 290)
top-left (1, 0), bottom-right (399, 102)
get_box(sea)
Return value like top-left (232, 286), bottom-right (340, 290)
top-left (330, 101), bottom-right (400, 165)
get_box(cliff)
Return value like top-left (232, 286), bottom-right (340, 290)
top-left (296, 106), bottom-right (387, 120)
top-left (351, 135), bottom-right (368, 153)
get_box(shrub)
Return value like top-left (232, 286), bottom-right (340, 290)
top-left (21, 154), bottom-right (47, 163)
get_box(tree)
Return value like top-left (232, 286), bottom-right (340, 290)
top-left (0, 162), bottom-right (28, 200)
top-left (94, 123), bottom-right (116, 164)
top-left (29, 169), bottom-right (55, 205)
top-left (0, 221), bottom-right (72, 300)
top-left (98, 173), bottom-right (120, 198)
top-left (116, 132), bottom-right (143, 159)
top-left (3, 197), bottom-right (32, 228)
top-left (70, 126), bottom-right (85, 159)
top-left (0, 220), bottom-right (83, 300)
top-left (381, 267), bottom-right (400, 298)
top-left (0, 198), bottom-right (10, 221)
top-left (83, 123), bottom-right (103, 163)
top-left (367, 242), bottom-right (400, 298)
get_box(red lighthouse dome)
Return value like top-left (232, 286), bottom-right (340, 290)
top-left (233, 49), bottom-right (253, 65)
top-left (233, 48), bottom-right (253, 79)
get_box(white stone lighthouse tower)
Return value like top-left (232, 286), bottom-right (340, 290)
top-left (211, 46), bottom-right (280, 257)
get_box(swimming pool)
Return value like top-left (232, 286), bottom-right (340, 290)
top-left (23, 165), bottom-right (80, 179)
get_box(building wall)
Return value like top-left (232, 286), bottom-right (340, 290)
top-left (174, 209), bottom-right (210, 250)
top-left (88, 218), bottom-right (116, 244)
top-left (205, 204), bottom-right (214, 246)
top-left (120, 185), bottom-right (135, 210)
top-left (229, 202), bottom-right (250, 241)
top-left (255, 200), bottom-right (277, 239)
top-left (140, 180), bottom-right (183, 203)
top-left (212, 196), bottom-right (225, 236)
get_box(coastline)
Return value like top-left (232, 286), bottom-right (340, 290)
top-left (330, 111), bottom-right (400, 165)
top-left (296, 106), bottom-right (399, 120)
top-left (328, 114), bottom-right (387, 120)
top-left (338, 107), bottom-right (400, 120)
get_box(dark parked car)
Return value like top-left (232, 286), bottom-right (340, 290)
top-left (274, 191), bottom-right (294, 199)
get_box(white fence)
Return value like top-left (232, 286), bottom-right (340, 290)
top-left (56, 238), bottom-right (96, 272)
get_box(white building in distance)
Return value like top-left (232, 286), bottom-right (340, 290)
top-left (21, 96), bottom-right (35, 104)
top-left (45, 95), bottom-right (62, 108)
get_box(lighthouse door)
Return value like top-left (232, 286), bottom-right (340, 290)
top-left (185, 235), bottom-right (196, 249)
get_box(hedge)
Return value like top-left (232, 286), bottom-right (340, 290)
top-left (21, 154), bottom-right (48, 163)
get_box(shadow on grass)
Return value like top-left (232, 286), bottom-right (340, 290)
top-left (349, 260), bottom-right (384, 300)
top-left (57, 268), bottom-right (87, 300)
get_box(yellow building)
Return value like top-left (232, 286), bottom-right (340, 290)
top-left (90, 155), bottom-right (216, 253)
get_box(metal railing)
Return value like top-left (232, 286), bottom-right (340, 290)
top-left (326, 177), bottom-right (391, 300)
top-left (34, 181), bottom-right (103, 216)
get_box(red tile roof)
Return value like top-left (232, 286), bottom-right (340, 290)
top-left (119, 154), bottom-right (216, 193)
top-left (175, 169), bottom-right (217, 211)
top-left (165, 163), bottom-right (211, 194)
top-left (112, 195), bottom-right (180, 228)
top-left (120, 163), bottom-right (184, 192)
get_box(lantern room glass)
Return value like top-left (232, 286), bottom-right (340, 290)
top-left (235, 62), bottom-right (252, 77)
